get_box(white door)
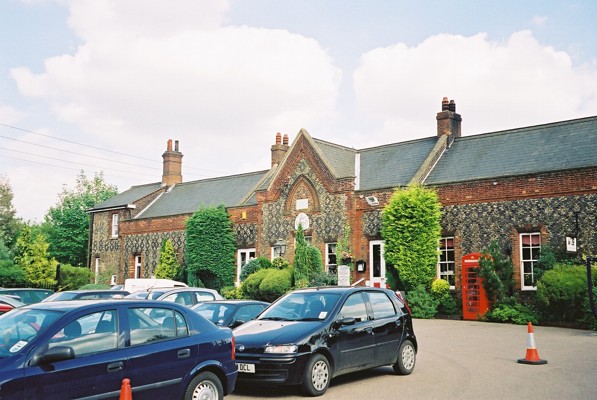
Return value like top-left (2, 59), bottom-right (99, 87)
top-left (369, 240), bottom-right (386, 288)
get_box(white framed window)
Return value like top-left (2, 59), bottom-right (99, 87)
top-left (237, 248), bottom-right (256, 285)
top-left (437, 237), bottom-right (455, 288)
top-left (111, 213), bottom-right (119, 238)
top-left (325, 243), bottom-right (337, 273)
top-left (520, 232), bottom-right (541, 290)
top-left (134, 255), bottom-right (142, 279)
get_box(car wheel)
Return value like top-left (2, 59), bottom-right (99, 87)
top-left (301, 353), bottom-right (331, 396)
top-left (393, 339), bottom-right (416, 375)
top-left (184, 371), bottom-right (223, 400)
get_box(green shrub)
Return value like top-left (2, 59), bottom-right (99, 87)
top-left (311, 270), bottom-right (338, 287)
top-left (79, 283), bottom-right (111, 290)
top-left (484, 297), bottom-right (538, 325)
top-left (221, 285), bottom-right (242, 299)
top-left (430, 279), bottom-right (458, 315)
top-left (0, 261), bottom-right (27, 287)
top-left (239, 257), bottom-right (272, 282)
top-left (272, 257), bottom-right (289, 269)
top-left (536, 264), bottom-right (596, 323)
top-left (241, 268), bottom-right (270, 299)
top-left (407, 285), bottom-right (438, 318)
top-left (259, 268), bottom-right (292, 302)
top-left (59, 264), bottom-right (93, 290)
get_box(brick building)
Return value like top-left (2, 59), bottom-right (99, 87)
top-left (88, 98), bottom-right (597, 305)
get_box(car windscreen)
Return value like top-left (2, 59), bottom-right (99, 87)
top-left (0, 308), bottom-right (64, 357)
top-left (259, 292), bottom-right (341, 321)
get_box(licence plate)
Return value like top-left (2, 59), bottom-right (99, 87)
top-left (236, 363), bottom-right (255, 373)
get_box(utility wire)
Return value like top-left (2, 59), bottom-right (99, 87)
top-left (0, 123), bottom-right (229, 175)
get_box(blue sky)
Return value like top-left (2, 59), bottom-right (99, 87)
top-left (1, 0), bottom-right (596, 221)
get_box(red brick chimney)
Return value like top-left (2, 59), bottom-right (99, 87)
top-left (271, 133), bottom-right (289, 167)
top-left (436, 97), bottom-right (462, 138)
top-left (162, 139), bottom-right (183, 186)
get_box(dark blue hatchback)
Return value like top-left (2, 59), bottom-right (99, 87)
top-left (233, 286), bottom-right (417, 396)
top-left (0, 299), bottom-right (237, 400)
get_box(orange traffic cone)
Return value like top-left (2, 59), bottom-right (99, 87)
top-left (119, 378), bottom-right (132, 400)
top-left (517, 322), bottom-right (547, 365)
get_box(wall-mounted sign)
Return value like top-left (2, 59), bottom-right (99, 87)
top-left (295, 212), bottom-right (310, 230)
top-left (337, 265), bottom-right (350, 286)
top-left (566, 236), bottom-right (577, 253)
top-left (296, 198), bottom-right (309, 210)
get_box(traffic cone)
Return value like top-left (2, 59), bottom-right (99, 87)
top-left (119, 378), bottom-right (132, 400)
top-left (517, 322), bottom-right (547, 365)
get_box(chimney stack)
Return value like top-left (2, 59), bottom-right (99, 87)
top-left (162, 139), bottom-right (183, 186)
top-left (436, 97), bottom-right (462, 138)
top-left (271, 132), bottom-right (289, 167)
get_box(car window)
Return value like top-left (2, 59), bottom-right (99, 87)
top-left (162, 292), bottom-right (194, 306)
top-left (128, 307), bottom-right (188, 346)
top-left (195, 291), bottom-right (216, 302)
top-left (236, 304), bottom-right (265, 322)
top-left (338, 293), bottom-right (368, 322)
top-left (366, 291), bottom-right (396, 319)
top-left (48, 310), bottom-right (118, 357)
top-left (0, 309), bottom-right (63, 356)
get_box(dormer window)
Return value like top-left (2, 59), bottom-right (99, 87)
top-left (111, 214), bottom-right (119, 238)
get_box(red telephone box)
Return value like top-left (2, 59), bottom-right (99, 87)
top-left (461, 253), bottom-right (490, 320)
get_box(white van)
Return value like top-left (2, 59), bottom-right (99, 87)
top-left (124, 278), bottom-right (188, 293)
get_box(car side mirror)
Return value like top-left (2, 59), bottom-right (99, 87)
top-left (334, 317), bottom-right (356, 328)
top-left (38, 346), bottom-right (75, 365)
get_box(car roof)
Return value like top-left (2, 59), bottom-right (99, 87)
top-left (292, 286), bottom-right (392, 294)
top-left (0, 288), bottom-right (53, 292)
top-left (25, 298), bottom-right (189, 312)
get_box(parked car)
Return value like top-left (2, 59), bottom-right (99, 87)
top-left (0, 288), bottom-right (53, 304)
top-left (192, 300), bottom-right (270, 328)
top-left (42, 290), bottom-right (130, 302)
top-left (0, 295), bottom-right (25, 315)
top-left (0, 299), bottom-right (237, 399)
top-left (233, 286), bottom-right (417, 396)
top-left (126, 287), bottom-right (223, 306)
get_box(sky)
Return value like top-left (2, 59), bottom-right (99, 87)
top-left (1, 0), bottom-right (596, 222)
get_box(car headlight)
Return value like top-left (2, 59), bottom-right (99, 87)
top-left (264, 345), bottom-right (298, 354)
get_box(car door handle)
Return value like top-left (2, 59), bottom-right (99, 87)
top-left (107, 362), bottom-right (123, 373)
top-left (178, 349), bottom-right (191, 359)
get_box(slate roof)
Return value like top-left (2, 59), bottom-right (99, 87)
top-left (358, 136), bottom-right (439, 191)
top-left (312, 138), bottom-right (356, 179)
top-left (91, 115), bottom-right (596, 219)
top-left (90, 182), bottom-right (163, 211)
top-left (425, 116), bottom-right (597, 185)
top-left (136, 170), bottom-right (269, 219)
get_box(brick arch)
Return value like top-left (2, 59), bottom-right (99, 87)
top-left (284, 175), bottom-right (321, 214)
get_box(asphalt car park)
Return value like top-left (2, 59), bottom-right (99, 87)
top-left (0, 299), bottom-right (237, 399)
top-left (230, 318), bottom-right (597, 400)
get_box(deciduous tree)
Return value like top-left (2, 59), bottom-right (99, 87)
top-left (44, 171), bottom-right (118, 266)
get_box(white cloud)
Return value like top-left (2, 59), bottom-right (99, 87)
top-left (11, 0), bottom-right (343, 180)
top-left (0, 106), bottom-right (28, 125)
top-left (353, 30), bottom-right (597, 145)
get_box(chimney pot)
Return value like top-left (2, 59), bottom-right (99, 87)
top-left (449, 99), bottom-right (456, 112)
top-left (275, 132), bottom-right (281, 145)
top-left (167, 139), bottom-right (173, 151)
top-left (442, 97), bottom-right (449, 111)
top-left (283, 134), bottom-right (289, 145)
top-left (174, 140), bottom-right (179, 152)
